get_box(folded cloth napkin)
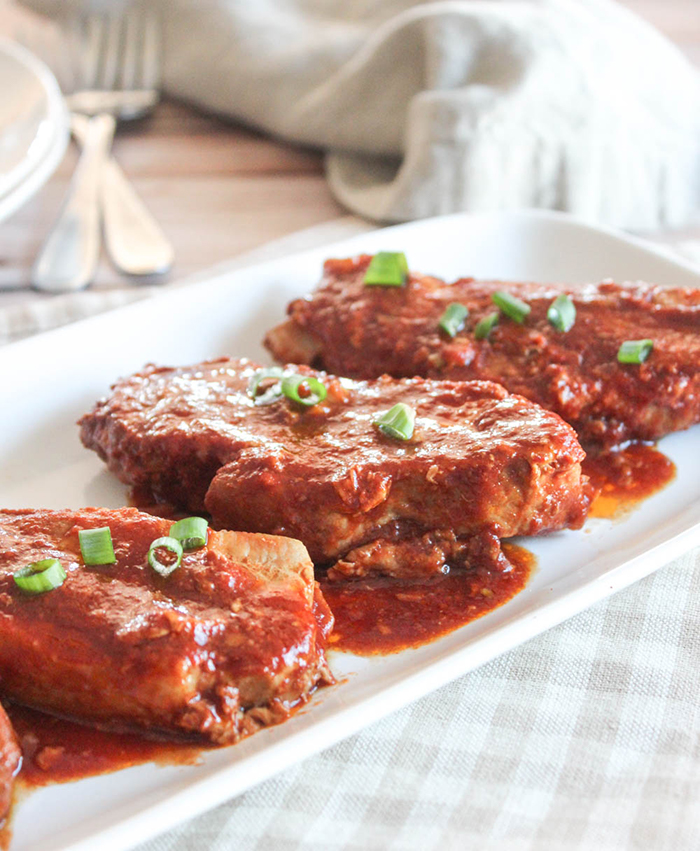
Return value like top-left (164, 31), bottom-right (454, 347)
top-left (21, 0), bottom-right (700, 230)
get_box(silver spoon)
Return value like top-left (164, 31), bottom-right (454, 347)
top-left (72, 111), bottom-right (173, 277)
top-left (31, 113), bottom-right (115, 293)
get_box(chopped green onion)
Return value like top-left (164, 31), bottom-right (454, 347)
top-left (281, 374), bottom-right (327, 407)
top-left (79, 527), bottom-right (116, 566)
top-left (617, 339), bottom-right (653, 364)
top-left (547, 293), bottom-right (576, 332)
top-left (170, 517), bottom-right (208, 551)
top-left (248, 367), bottom-right (285, 406)
top-left (248, 368), bottom-right (327, 408)
top-left (364, 252), bottom-right (408, 287)
top-left (148, 536), bottom-right (183, 577)
top-left (14, 558), bottom-right (66, 595)
top-left (438, 303), bottom-right (469, 338)
top-left (492, 291), bottom-right (531, 324)
top-left (474, 311), bottom-right (499, 340)
top-left (374, 402), bottom-right (415, 441)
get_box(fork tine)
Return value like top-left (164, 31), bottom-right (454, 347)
top-left (99, 13), bottom-right (123, 91)
top-left (140, 9), bottom-right (162, 92)
top-left (59, 21), bottom-right (79, 94)
top-left (77, 14), bottom-right (105, 92)
top-left (119, 7), bottom-right (141, 91)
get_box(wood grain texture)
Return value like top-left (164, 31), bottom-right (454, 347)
top-left (0, 0), bottom-right (697, 299)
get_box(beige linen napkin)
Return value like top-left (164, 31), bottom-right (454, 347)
top-left (19, 0), bottom-right (700, 231)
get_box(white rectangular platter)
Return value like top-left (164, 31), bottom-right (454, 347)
top-left (2, 210), bottom-right (700, 851)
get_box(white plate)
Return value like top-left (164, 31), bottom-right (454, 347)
top-left (0, 38), bottom-right (68, 223)
top-left (1, 210), bottom-right (699, 851)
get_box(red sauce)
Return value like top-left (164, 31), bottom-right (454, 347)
top-left (0, 820), bottom-right (10, 851)
top-left (321, 543), bottom-right (533, 656)
top-left (128, 485), bottom-right (181, 519)
top-left (6, 704), bottom-right (202, 788)
top-left (0, 443), bottom-right (675, 838)
top-left (583, 444), bottom-right (675, 519)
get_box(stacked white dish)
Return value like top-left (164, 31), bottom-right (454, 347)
top-left (0, 38), bottom-right (68, 225)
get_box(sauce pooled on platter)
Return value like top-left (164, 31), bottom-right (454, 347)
top-left (6, 703), bottom-right (202, 788)
top-left (583, 444), bottom-right (675, 519)
top-left (321, 543), bottom-right (533, 656)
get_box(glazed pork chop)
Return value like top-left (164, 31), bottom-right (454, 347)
top-left (265, 256), bottom-right (700, 449)
top-left (80, 358), bottom-right (591, 578)
top-left (0, 508), bottom-right (333, 744)
top-left (0, 703), bottom-right (20, 822)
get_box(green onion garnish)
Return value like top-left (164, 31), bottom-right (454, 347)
top-left (617, 339), bottom-right (653, 364)
top-left (547, 294), bottom-right (576, 332)
top-left (281, 374), bottom-right (327, 407)
top-left (374, 402), bottom-right (415, 441)
top-left (170, 517), bottom-right (208, 551)
top-left (474, 312), bottom-right (499, 340)
top-left (79, 527), bottom-right (116, 566)
top-left (364, 252), bottom-right (408, 287)
top-left (438, 303), bottom-right (469, 338)
top-left (492, 291), bottom-right (531, 324)
top-left (148, 536), bottom-right (183, 577)
top-left (14, 558), bottom-right (67, 595)
top-left (248, 367), bottom-right (285, 406)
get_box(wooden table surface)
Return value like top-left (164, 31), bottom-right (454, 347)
top-left (0, 0), bottom-right (698, 304)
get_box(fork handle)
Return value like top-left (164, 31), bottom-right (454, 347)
top-left (32, 114), bottom-right (116, 293)
top-left (72, 113), bottom-right (173, 277)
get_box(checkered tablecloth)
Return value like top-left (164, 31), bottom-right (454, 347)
top-left (3, 218), bottom-right (700, 851)
top-left (140, 550), bottom-right (700, 851)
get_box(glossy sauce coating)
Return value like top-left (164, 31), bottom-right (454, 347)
top-left (267, 256), bottom-right (700, 449)
top-left (0, 446), bottom-right (673, 794)
top-left (322, 544), bottom-right (533, 655)
top-left (81, 358), bottom-right (591, 573)
top-left (0, 508), bottom-right (333, 746)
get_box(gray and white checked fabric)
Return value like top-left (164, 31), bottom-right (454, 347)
top-left (137, 550), bottom-right (700, 851)
top-left (3, 218), bottom-right (700, 851)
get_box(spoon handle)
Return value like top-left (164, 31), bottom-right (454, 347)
top-left (32, 113), bottom-right (115, 293)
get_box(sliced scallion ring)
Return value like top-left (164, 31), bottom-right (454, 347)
top-left (148, 536), bottom-right (183, 577)
top-left (474, 311), bottom-right (499, 340)
top-left (374, 402), bottom-right (415, 441)
top-left (14, 558), bottom-right (67, 595)
top-left (247, 367), bottom-right (285, 405)
top-left (364, 252), bottom-right (408, 287)
top-left (492, 291), bottom-right (531, 324)
top-left (547, 293), bottom-right (576, 332)
top-left (281, 374), bottom-right (328, 407)
top-left (170, 516), bottom-right (208, 551)
top-left (438, 302), bottom-right (469, 338)
top-left (617, 339), bottom-right (653, 364)
top-left (79, 527), bottom-right (116, 566)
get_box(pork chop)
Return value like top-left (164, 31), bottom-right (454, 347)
top-left (79, 358), bottom-right (591, 577)
top-left (265, 255), bottom-right (700, 449)
top-left (0, 508), bottom-right (333, 744)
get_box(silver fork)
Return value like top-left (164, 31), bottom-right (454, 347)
top-left (32, 6), bottom-right (173, 293)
